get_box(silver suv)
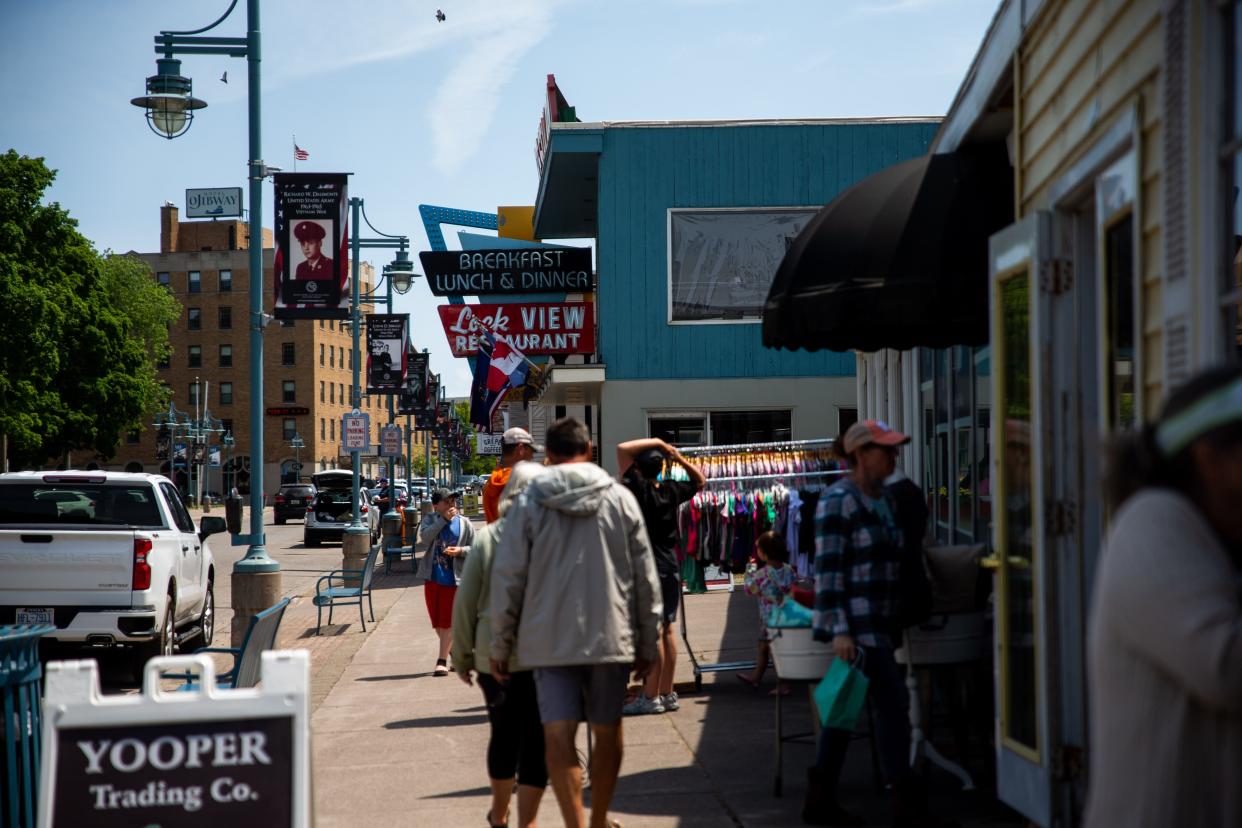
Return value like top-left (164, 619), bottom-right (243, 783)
top-left (303, 470), bottom-right (369, 546)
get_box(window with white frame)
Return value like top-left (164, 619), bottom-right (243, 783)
top-left (647, 409), bottom-right (791, 447)
top-left (1224, 1), bottom-right (1242, 360)
top-left (667, 208), bottom-right (816, 323)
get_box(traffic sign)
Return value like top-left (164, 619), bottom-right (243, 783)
top-left (341, 410), bottom-right (371, 452)
top-left (380, 425), bottom-right (402, 458)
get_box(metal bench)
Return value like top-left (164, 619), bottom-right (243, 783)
top-left (312, 543), bottom-right (380, 634)
top-left (172, 598), bottom-right (290, 689)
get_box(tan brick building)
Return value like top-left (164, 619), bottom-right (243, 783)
top-left (105, 204), bottom-right (430, 498)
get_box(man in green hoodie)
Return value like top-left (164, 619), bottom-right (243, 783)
top-left (491, 417), bottom-right (661, 828)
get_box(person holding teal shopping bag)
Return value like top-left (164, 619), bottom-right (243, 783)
top-left (804, 420), bottom-right (953, 828)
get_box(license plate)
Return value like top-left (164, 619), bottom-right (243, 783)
top-left (16, 607), bottom-right (53, 625)
top-left (289, 498), bottom-right (303, 505)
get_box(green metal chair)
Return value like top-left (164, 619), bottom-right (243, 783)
top-left (312, 543), bottom-right (380, 633)
top-left (167, 598), bottom-right (290, 690)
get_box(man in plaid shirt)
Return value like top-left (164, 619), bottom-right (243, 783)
top-left (804, 420), bottom-right (949, 828)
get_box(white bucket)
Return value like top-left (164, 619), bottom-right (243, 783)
top-left (768, 626), bottom-right (833, 680)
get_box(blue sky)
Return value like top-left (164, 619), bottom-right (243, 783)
top-left (1, 0), bottom-right (998, 394)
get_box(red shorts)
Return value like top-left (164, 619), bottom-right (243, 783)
top-left (424, 581), bottom-right (456, 629)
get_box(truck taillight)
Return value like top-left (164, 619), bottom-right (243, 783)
top-left (133, 538), bottom-right (152, 591)
top-left (275, 494), bottom-right (286, 504)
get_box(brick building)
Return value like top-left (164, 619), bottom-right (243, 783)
top-left (104, 204), bottom-right (430, 498)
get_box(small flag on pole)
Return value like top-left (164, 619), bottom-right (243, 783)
top-left (294, 142), bottom-right (309, 161)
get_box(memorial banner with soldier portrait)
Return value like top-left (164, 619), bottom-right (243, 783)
top-left (365, 314), bottom-right (408, 394)
top-left (272, 173), bottom-right (349, 320)
top-left (397, 351), bottom-right (430, 415)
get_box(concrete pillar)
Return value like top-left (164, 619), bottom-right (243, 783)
top-left (341, 528), bottom-right (370, 588)
top-left (230, 570), bottom-right (282, 648)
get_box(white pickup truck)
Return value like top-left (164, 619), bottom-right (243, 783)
top-left (0, 471), bottom-right (225, 676)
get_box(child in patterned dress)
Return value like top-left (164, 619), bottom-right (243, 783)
top-left (738, 530), bottom-right (796, 694)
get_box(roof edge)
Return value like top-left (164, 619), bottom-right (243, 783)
top-left (551, 116), bottom-right (942, 131)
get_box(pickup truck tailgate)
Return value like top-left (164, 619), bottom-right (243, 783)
top-left (0, 529), bottom-right (137, 605)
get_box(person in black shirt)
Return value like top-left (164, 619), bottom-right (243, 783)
top-left (617, 438), bottom-right (706, 715)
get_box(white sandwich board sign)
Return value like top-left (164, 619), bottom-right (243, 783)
top-left (38, 650), bottom-right (311, 828)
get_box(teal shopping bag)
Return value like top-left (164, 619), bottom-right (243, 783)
top-left (813, 653), bottom-right (869, 730)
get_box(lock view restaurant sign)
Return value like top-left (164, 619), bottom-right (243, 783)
top-left (438, 302), bottom-right (596, 357)
top-left (420, 247), bottom-right (593, 297)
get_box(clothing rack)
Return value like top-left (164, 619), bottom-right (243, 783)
top-left (674, 438), bottom-right (840, 691)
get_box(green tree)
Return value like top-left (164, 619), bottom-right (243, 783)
top-left (0, 151), bottom-right (178, 468)
top-left (453, 400), bottom-right (497, 477)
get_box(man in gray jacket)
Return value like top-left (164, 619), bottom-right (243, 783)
top-left (491, 417), bottom-right (661, 828)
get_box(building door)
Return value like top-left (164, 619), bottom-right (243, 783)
top-left (986, 213), bottom-right (1056, 825)
top-left (987, 149), bottom-right (1132, 825)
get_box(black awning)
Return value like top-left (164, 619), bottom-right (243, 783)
top-left (763, 145), bottom-right (1012, 353)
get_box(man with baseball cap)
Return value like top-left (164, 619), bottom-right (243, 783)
top-left (482, 427), bottom-right (542, 524)
top-left (293, 220), bottom-right (333, 281)
top-left (804, 419), bottom-right (948, 826)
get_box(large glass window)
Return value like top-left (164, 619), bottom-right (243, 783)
top-left (710, 410), bottom-right (792, 444)
top-left (998, 273), bottom-right (1037, 753)
top-left (649, 415), bottom-right (706, 447)
top-left (920, 345), bottom-right (990, 543)
top-left (1104, 214), bottom-right (1136, 429)
top-left (668, 208), bottom-right (817, 323)
top-left (1225, 2), bottom-right (1242, 360)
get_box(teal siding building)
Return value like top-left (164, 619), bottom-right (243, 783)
top-left (533, 116), bottom-right (939, 465)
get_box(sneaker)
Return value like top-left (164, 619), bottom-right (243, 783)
top-left (621, 694), bottom-right (665, 715)
top-left (661, 692), bottom-right (680, 711)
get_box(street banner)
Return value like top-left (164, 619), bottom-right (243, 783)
top-left (272, 173), bottom-right (349, 320)
top-left (437, 302), bottom-right (595, 357)
top-left (420, 247), bottom-right (592, 296)
top-left (342, 410), bottom-right (371, 453)
top-left (476, 433), bottom-right (503, 455)
top-left (208, 447), bottom-right (221, 469)
top-left (39, 651), bottom-right (310, 828)
top-left (155, 426), bottom-right (170, 461)
top-left (365, 314), bottom-right (409, 394)
top-left (397, 352), bottom-right (430, 414)
top-left (380, 425), bottom-right (402, 458)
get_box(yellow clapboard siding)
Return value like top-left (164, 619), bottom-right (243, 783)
top-left (1021, 0), bottom-right (1132, 131)
top-left (1021, 17), bottom-right (1161, 196)
top-left (1142, 175), bottom-right (1162, 236)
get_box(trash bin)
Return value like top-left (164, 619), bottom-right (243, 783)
top-left (1, 624), bottom-right (54, 828)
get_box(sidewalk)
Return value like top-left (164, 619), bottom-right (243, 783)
top-left (304, 564), bottom-right (1022, 827)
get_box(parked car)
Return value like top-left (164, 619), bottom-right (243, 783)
top-left (274, 482), bottom-right (316, 524)
top-left (0, 470), bottom-right (224, 679)
top-left (304, 470), bottom-right (369, 546)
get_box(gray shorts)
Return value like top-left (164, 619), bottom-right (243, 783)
top-left (533, 664), bottom-right (632, 725)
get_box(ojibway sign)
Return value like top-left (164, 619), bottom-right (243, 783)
top-left (39, 651), bottom-right (311, 828)
top-left (420, 247), bottom-right (593, 297)
top-left (437, 302), bottom-right (596, 357)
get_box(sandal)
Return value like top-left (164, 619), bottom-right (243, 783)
top-left (486, 808), bottom-right (508, 827)
top-left (434, 659), bottom-right (449, 677)
top-left (736, 673), bottom-right (761, 690)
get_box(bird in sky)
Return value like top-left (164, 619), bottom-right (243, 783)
top-left (220, 71), bottom-right (228, 83)
top-left (435, 8), bottom-right (446, 22)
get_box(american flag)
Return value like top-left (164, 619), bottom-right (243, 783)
top-left (294, 142), bottom-right (309, 161)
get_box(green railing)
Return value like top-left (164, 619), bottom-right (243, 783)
top-left (1, 624), bottom-right (53, 828)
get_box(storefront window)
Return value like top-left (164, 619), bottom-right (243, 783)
top-left (998, 273), bottom-right (1037, 753)
top-left (1225, 3), bottom-right (1242, 360)
top-left (710, 410), bottom-right (792, 444)
top-left (650, 416), bottom-right (706, 447)
top-left (1104, 213), bottom-right (1136, 429)
top-left (920, 344), bottom-right (991, 544)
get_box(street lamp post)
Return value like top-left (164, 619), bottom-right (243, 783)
top-left (344, 198), bottom-right (416, 574)
top-left (135, 0), bottom-right (280, 647)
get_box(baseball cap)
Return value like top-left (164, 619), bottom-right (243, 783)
top-left (430, 488), bottom-right (459, 505)
top-left (842, 419), bottom-right (911, 454)
top-left (502, 427), bottom-right (543, 451)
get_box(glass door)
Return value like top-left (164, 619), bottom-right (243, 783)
top-left (986, 213), bottom-right (1054, 825)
